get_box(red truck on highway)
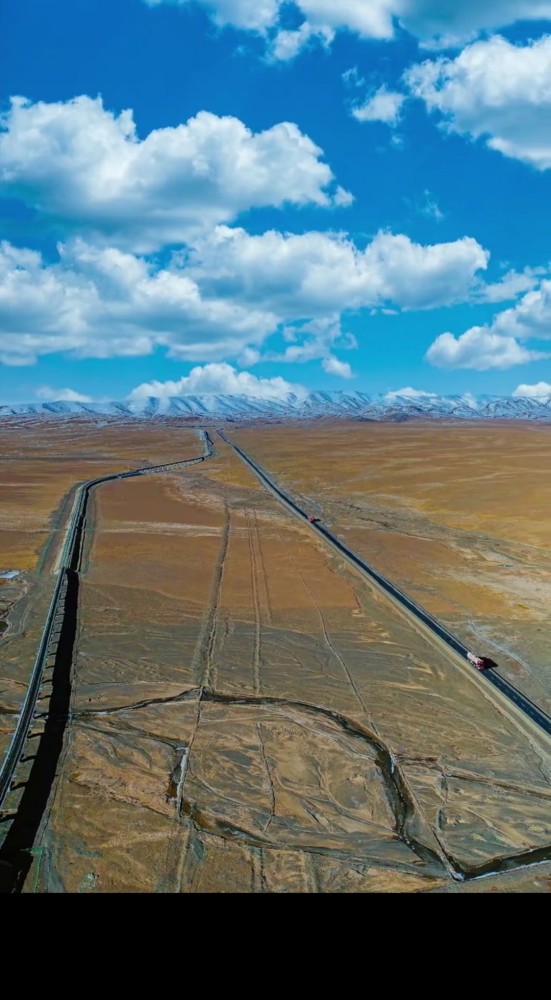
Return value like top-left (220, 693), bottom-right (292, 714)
top-left (467, 652), bottom-right (493, 670)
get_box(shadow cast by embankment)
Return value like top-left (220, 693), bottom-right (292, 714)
top-left (0, 569), bottom-right (77, 893)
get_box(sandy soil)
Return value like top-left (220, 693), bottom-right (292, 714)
top-left (34, 436), bottom-right (551, 893)
top-left (234, 421), bottom-right (551, 712)
top-left (0, 423), bottom-right (202, 740)
top-left (0, 419), bottom-right (201, 570)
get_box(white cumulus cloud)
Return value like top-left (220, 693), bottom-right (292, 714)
top-left (322, 356), bottom-right (353, 378)
top-left (128, 363), bottom-right (307, 400)
top-left (512, 381), bottom-right (551, 397)
top-left (0, 96), bottom-right (348, 251)
top-left (399, 1), bottom-right (551, 49)
top-left (271, 23), bottom-right (333, 62)
top-left (426, 277), bottom-right (551, 369)
top-left (478, 268), bottom-right (543, 303)
top-left (491, 280), bottom-right (551, 338)
top-left (36, 386), bottom-right (93, 402)
top-left (352, 86), bottom-right (405, 125)
top-left (144, 0), bottom-right (280, 31)
top-left (0, 238), bottom-right (278, 366)
top-left (143, 1), bottom-right (551, 55)
top-left (426, 328), bottom-right (549, 370)
top-left (0, 227), bottom-right (494, 367)
top-left (188, 225), bottom-right (490, 313)
top-left (406, 35), bottom-right (551, 170)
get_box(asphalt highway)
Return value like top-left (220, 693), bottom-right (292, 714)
top-left (218, 429), bottom-right (551, 740)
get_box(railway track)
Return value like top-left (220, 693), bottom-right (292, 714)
top-left (0, 431), bottom-right (213, 813)
top-left (218, 429), bottom-right (551, 740)
top-left (2, 425), bottom-right (548, 891)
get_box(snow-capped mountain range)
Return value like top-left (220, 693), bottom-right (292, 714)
top-left (1, 391), bottom-right (551, 422)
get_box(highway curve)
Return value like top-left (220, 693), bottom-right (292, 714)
top-left (218, 429), bottom-right (551, 742)
top-left (0, 430), bottom-right (213, 890)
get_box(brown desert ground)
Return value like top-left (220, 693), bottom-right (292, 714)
top-left (13, 427), bottom-right (550, 893)
top-left (0, 419), bottom-right (201, 753)
top-left (234, 421), bottom-right (551, 714)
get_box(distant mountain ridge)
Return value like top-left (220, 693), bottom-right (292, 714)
top-left (1, 391), bottom-right (551, 422)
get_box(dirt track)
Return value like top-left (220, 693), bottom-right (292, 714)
top-left (36, 435), bottom-right (551, 893)
top-left (235, 421), bottom-right (551, 713)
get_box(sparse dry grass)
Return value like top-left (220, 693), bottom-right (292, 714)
top-left (0, 423), bottom-right (203, 729)
top-left (0, 420), bottom-right (201, 573)
top-left (234, 421), bottom-right (551, 710)
top-left (39, 434), bottom-right (551, 893)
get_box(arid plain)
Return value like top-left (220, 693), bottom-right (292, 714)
top-left (236, 422), bottom-right (551, 713)
top-left (1, 418), bottom-right (551, 893)
top-left (0, 421), bottom-right (200, 760)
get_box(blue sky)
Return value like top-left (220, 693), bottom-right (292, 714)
top-left (1, 0), bottom-right (550, 403)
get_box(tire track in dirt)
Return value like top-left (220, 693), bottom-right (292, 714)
top-left (188, 506), bottom-right (229, 691)
top-left (190, 447), bottom-right (232, 692)
top-left (246, 511), bottom-right (262, 695)
top-left (169, 452), bottom-right (232, 891)
top-left (182, 800), bottom-right (441, 878)
top-left (156, 690), bottom-right (203, 893)
top-left (205, 504), bottom-right (230, 692)
top-left (256, 722), bottom-right (276, 832)
top-left (274, 523), bottom-right (381, 738)
top-left (267, 529), bottom-right (483, 879)
top-left (185, 690), bottom-right (551, 881)
top-left (198, 689), bottom-right (449, 874)
top-left (253, 510), bottom-right (273, 627)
